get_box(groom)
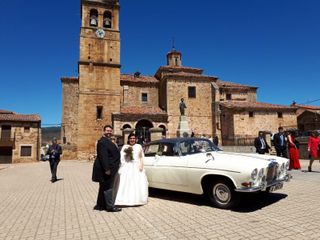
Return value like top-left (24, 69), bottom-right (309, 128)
top-left (92, 125), bottom-right (121, 212)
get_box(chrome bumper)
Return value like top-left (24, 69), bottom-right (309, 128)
top-left (235, 173), bottom-right (291, 193)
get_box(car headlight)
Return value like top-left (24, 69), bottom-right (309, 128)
top-left (251, 168), bottom-right (258, 181)
top-left (285, 161), bottom-right (289, 170)
top-left (258, 168), bottom-right (264, 178)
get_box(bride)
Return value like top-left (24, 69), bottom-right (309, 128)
top-left (115, 133), bottom-right (148, 206)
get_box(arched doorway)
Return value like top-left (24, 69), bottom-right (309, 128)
top-left (135, 119), bottom-right (153, 143)
top-left (159, 124), bottom-right (166, 138)
top-left (122, 124), bottom-right (132, 130)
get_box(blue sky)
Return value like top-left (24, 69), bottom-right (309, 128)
top-left (0, 0), bottom-right (319, 126)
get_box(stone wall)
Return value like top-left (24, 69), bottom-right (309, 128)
top-left (121, 85), bottom-right (159, 107)
top-left (221, 109), bottom-right (298, 142)
top-left (233, 111), bottom-right (297, 137)
top-left (219, 90), bottom-right (257, 102)
top-left (166, 79), bottom-right (213, 138)
top-left (12, 123), bottom-right (40, 163)
top-left (60, 144), bottom-right (78, 160)
top-left (61, 78), bottom-right (79, 145)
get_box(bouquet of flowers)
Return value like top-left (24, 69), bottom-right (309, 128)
top-left (123, 146), bottom-right (133, 161)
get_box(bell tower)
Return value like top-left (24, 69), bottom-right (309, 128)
top-left (167, 48), bottom-right (182, 67)
top-left (78, 0), bottom-right (121, 158)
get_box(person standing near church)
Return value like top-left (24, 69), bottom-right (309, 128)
top-left (47, 138), bottom-right (62, 182)
top-left (254, 132), bottom-right (270, 154)
top-left (287, 131), bottom-right (301, 170)
top-left (307, 131), bottom-right (320, 172)
top-left (92, 125), bottom-right (121, 212)
top-left (115, 133), bottom-right (148, 206)
top-left (273, 127), bottom-right (288, 158)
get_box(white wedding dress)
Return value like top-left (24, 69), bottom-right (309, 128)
top-left (115, 144), bottom-right (149, 206)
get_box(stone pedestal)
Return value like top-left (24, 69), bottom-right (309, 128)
top-left (177, 116), bottom-right (191, 137)
top-left (149, 128), bottom-right (164, 141)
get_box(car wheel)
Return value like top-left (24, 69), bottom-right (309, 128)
top-left (207, 180), bottom-right (238, 209)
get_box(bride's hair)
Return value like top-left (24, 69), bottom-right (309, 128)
top-left (127, 132), bottom-right (136, 144)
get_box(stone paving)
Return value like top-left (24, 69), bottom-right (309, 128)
top-left (0, 160), bottom-right (320, 240)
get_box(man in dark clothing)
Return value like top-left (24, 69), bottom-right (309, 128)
top-left (47, 138), bottom-right (62, 182)
top-left (273, 127), bottom-right (288, 158)
top-left (254, 132), bottom-right (270, 154)
top-left (92, 125), bottom-right (121, 212)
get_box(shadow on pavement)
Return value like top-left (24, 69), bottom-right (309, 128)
top-left (231, 192), bottom-right (288, 213)
top-left (301, 170), bottom-right (320, 173)
top-left (149, 188), bottom-right (288, 212)
top-left (50, 178), bottom-right (64, 183)
top-left (149, 188), bottom-right (209, 206)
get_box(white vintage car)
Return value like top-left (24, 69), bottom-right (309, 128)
top-left (144, 138), bottom-right (290, 209)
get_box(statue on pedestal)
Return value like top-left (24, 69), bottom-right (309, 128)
top-left (179, 98), bottom-right (187, 116)
top-left (177, 98), bottom-right (190, 137)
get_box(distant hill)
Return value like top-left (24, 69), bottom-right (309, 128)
top-left (42, 127), bottom-right (61, 144)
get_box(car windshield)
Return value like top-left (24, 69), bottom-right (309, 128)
top-left (178, 139), bottom-right (220, 155)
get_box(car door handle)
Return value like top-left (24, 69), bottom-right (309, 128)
top-left (205, 153), bottom-right (215, 163)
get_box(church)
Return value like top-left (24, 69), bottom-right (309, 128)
top-left (61, 0), bottom-right (297, 159)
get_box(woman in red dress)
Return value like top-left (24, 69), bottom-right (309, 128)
top-left (287, 131), bottom-right (301, 170)
top-left (308, 131), bottom-right (320, 172)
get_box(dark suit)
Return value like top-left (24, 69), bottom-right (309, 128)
top-left (273, 133), bottom-right (288, 158)
top-left (47, 143), bottom-right (62, 181)
top-left (254, 137), bottom-right (270, 154)
top-left (92, 136), bottom-right (120, 210)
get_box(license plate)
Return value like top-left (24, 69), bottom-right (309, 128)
top-left (269, 182), bottom-right (283, 192)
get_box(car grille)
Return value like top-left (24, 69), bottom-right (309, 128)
top-left (266, 162), bottom-right (279, 185)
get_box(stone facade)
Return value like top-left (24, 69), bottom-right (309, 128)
top-left (12, 123), bottom-right (41, 163)
top-left (0, 110), bottom-right (41, 163)
top-left (165, 78), bottom-right (215, 138)
top-left (220, 102), bottom-right (298, 145)
top-left (60, 0), bottom-right (298, 159)
top-left (61, 77), bottom-right (79, 145)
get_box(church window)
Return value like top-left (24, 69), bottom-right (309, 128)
top-left (226, 93), bottom-right (232, 100)
top-left (175, 57), bottom-right (178, 66)
top-left (159, 125), bottom-right (166, 137)
top-left (249, 112), bottom-right (254, 118)
top-left (21, 146), bottom-right (32, 157)
top-left (89, 9), bottom-right (98, 27)
top-left (122, 124), bottom-right (132, 130)
top-left (103, 11), bottom-right (112, 28)
top-left (278, 112), bottom-right (283, 118)
top-left (96, 106), bottom-right (103, 120)
top-left (24, 126), bottom-right (30, 133)
top-left (188, 86), bottom-right (196, 98)
top-left (141, 93), bottom-right (148, 102)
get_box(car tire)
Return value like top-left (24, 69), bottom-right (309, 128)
top-left (207, 180), bottom-right (239, 209)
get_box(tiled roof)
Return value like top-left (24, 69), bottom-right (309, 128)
top-left (217, 80), bottom-right (257, 89)
top-left (157, 65), bottom-right (203, 74)
top-left (162, 72), bottom-right (218, 80)
top-left (61, 77), bottom-right (79, 82)
top-left (155, 65), bottom-right (204, 78)
top-left (0, 109), bottom-right (14, 114)
top-left (292, 104), bottom-right (320, 110)
top-left (120, 106), bottom-right (167, 115)
top-left (0, 110), bottom-right (41, 122)
top-left (120, 74), bottom-right (158, 84)
top-left (220, 101), bottom-right (297, 111)
top-left (159, 65), bottom-right (203, 71)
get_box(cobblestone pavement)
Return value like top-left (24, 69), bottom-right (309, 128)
top-left (0, 160), bottom-right (320, 240)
